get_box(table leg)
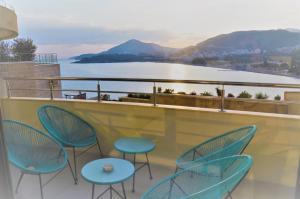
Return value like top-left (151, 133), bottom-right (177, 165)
top-left (123, 152), bottom-right (126, 159)
top-left (122, 182), bottom-right (126, 199)
top-left (91, 184), bottom-right (95, 199)
top-left (132, 154), bottom-right (136, 192)
top-left (73, 147), bottom-right (78, 184)
top-left (110, 185), bottom-right (112, 199)
top-left (145, 153), bottom-right (153, 180)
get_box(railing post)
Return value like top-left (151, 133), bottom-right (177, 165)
top-left (153, 83), bottom-right (157, 106)
top-left (97, 81), bottom-right (101, 102)
top-left (220, 85), bottom-right (225, 112)
top-left (49, 80), bottom-right (54, 100)
top-left (5, 80), bottom-right (10, 98)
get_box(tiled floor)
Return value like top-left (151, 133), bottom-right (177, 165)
top-left (9, 151), bottom-right (295, 199)
top-left (10, 152), bottom-right (173, 199)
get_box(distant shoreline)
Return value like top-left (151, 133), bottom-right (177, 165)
top-left (203, 64), bottom-right (300, 79)
top-left (72, 59), bottom-right (300, 79)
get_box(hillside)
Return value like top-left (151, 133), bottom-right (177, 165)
top-left (101, 39), bottom-right (177, 57)
top-left (174, 29), bottom-right (300, 60)
top-left (74, 39), bottom-right (178, 61)
top-left (73, 29), bottom-right (300, 78)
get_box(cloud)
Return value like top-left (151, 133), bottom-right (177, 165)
top-left (18, 22), bottom-right (174, 46)
top-left (37, 43), bottom-right (113, 58)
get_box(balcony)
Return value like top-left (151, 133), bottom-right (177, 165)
top-left (1, 76), bottom-right (300, 199)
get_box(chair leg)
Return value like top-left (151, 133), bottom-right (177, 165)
top-left (72, 147), bottom-right (78, 184)
top-left (67, 159), bottom-right (77, 184)
top-left (132, 154), bottom-right (136, 192)
top-left (174, 166), bottom-right (178, 173)
top-left (38, 174), bottom-right (44, 199)
top-left (91, 184), bottom-right (95, 199)
top-left (168, 178), bottom-right (176, 199)
top-left (110, 185), bottom-right (113, 199)
top-left (57, 149), bottom-right (63, 163)
top-left (122, 182), bottom-right (126, 199)
top-left (145, 153), bottom-right (153, 180)
top-left (96, 138), bottom-right (103, 157)
top-left (225, 191), bottom-right (233, 199)
top-left (15, 172), bottom-right (24, 193)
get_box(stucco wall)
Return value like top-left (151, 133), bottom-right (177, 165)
top-left (0, 5), bottom-right (18, 40)
top-left (1, 98), bottom-right (300, 198)
top-left (0, 62), bottom-right (61, 98)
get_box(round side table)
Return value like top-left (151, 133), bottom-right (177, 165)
top-left (114, 137), bottom-right (156, 192)
top-left (81, 158), bottom-right (134, 199)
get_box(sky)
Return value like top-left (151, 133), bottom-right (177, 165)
top-left (5, 0), bottom-right (300, 58)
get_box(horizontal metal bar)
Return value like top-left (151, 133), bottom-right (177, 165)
top-left (4, 77), bottom-right (300, 89)
top-left (8, 88), bottom-right (151, 95)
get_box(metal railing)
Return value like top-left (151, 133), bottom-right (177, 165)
top-left (4, 77), bottom-right (300, 112)
top-left (0, 53), bottom-right (58, 64)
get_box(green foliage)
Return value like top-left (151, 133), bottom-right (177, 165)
top-left (227, 93), bottom-right (235, 98)
top-left (157, 87), bottom-right (162, 93)
top-left (0, 38), bottom-right (37, 62)
top-left (190, 91), bottom-right (197, 95)
top-left (128, 93), bottom-right (151, 99)
top-left (0, 41), bottom-right (10, 61)
top-left (255, 92), bottom-right (268, 99)
top-left (11, 38), bottom-right (37, 61)
top-left (163, 88), bottom-right (174, 94)
top-left (177, 91), bottom-right (186, 95)
top-left (290, 49), bottom-right (300, 75)
top-left (201, 91), bottom-right (213, 96)
top-left (237, 91), bottom-right (252, 99)
top-left (274, 95), bottom-right (281, 101)
top-left (291, 49), bottom-right (300, 67)
top-left (191, 57), bottom-right (207, 65)
top-left (215, 87), bottom-right (222, 96)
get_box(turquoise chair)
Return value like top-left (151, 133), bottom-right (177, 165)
top-left (176, 125), bottom-right (256, 171)
top-left (141, 155), bottom-right (253, 199)
top-left (37, 105), bottom-right (102, 184)
top-left (2, 120), bottom-right (68, 199)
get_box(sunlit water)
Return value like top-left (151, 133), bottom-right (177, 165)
top-left (60, 60), bottom-right (300, 100)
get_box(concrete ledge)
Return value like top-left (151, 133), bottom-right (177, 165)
top-left (121, 94), bottom-right (290, 114)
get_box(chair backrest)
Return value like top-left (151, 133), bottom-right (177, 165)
top-left (141, 155), bottom-right (253, 199)
top-left (37, 105), bottom-right (96, 146)
top-left (2, 120), bottom-right (67, 173)
top-left (177, 125), bottom-right (256, 167)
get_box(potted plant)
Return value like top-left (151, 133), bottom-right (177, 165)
top-left (237, 91), bottom-right (252, 99)
top-left (227, 93), bottom-right (235, 98)
top-left (255, 92), bottom-right (268, 100)
top-left (274, 95), bottom-right (281, 101)
top-left (201, 91), bottom-right (213, 96)
top-left (216, 87), bottom-right (222, 97)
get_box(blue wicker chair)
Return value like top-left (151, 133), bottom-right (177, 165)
top-left (176, 125), bottom-right (256, 171)
top-left (37, 105), bottom-right (102, 184)
top-left (2, 120), bottom-right (67, 199)
top-left (141, 155), bottom-right (253, 199)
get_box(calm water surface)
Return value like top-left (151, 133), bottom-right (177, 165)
top-left (60, 60), bottom-right (300, 99)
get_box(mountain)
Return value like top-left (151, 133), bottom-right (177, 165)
top-left (73, 29), bottom-right (300, 65)
top-left (174, 29), bottom-right (300, 60)
top-left (101, 39), bottom-right (178, 57)
top-left (73, 39), bottom-right (178, 61)
top-left (286, 28), bottom-right (300, 33)
top-left (71, 53), bottom-right (96, 60)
